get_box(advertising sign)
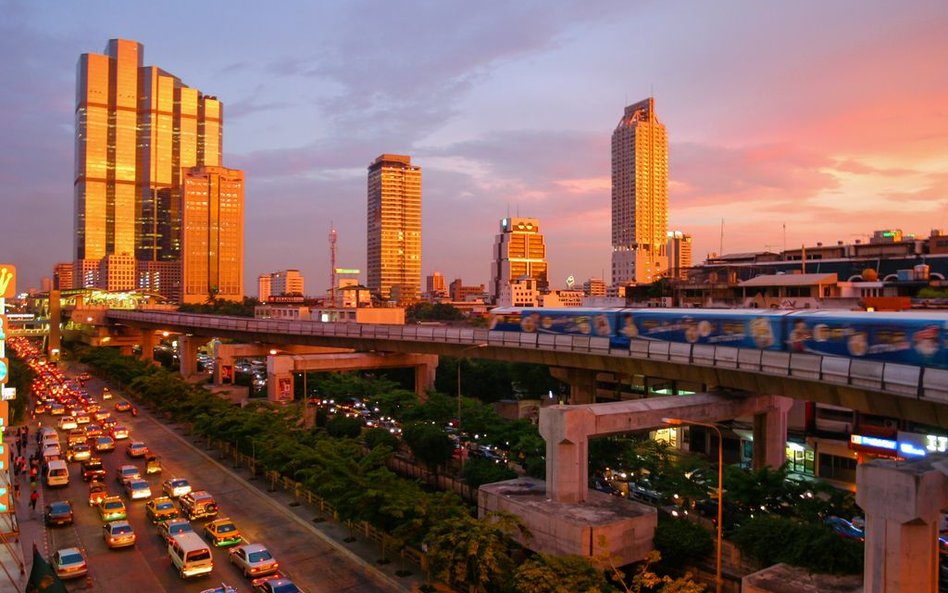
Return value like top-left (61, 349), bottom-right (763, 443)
top-left (0, 265), bottom-right (14, 298)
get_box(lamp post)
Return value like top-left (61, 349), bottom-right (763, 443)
top-left (663, 417), bottom-right (724, 593)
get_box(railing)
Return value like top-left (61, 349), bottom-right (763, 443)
top-left (106, 310), bottom-right (948, 403)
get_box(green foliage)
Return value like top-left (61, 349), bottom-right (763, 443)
top-left (461, 458), bottom-right (517, 489)
top-left (402, 422), bottom-right (454, 470)
top-left (609, 550), bottom-right (706, 593)
top-left (325, 415), bottom-right (363, 439)
top-left (407, 303), bottom-right (465, 323)
top-left (652, 518), bottom-right (714, 572)
top-left (731, 515), bottom-right (863, 574)
top-left (364, 427), bottom-right (400, 451)
top-left (513, 554), bottom-right (609, 593)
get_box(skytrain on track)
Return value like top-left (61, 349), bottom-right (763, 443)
top-left (489, 307), bottom-right (948, 369)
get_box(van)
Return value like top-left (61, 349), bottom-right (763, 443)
top-left (168, 532), bottom-right (213, 578)
top-left (45, 459), bottom-right (70, 487)
top-left (41, 432), bottom-right (60, 449)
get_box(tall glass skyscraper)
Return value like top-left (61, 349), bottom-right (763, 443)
top-left (611, 97), bottom-right (668, 286)
top-left (74, 39), bottom-right (226, 297)
top-left (367, 154), bottom-right (422, 303)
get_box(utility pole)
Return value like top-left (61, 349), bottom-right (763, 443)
top-left (329, 224), bottom-right (337, 307)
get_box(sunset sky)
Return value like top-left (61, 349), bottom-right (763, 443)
top-left (2, 0), bottom-right (947, 293)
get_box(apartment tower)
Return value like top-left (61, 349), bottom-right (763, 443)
top-left (666, 231), bottom-right (693, 280)
top-left (367, 154), bottom-right (422, 303)
top-left (489, 217), bottom-right (549, 302)
top-left (180, 166), bottom-right (244, 304)
top-left (74, 38), bottom-right (228, 298)
top-left (611, 97), bottom-right (668, 286)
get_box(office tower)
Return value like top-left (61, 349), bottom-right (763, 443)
top-left (611, 98), bottom-right (668, 285)
top-left (258, 274), bottom-right (272, 302)
top-left (268, 270), bottom-right (305, 296)
top-left (666, 231), bottom-right (693, 280)
top-left (426, 272), bottom-right (447, 299)
top-left (53, 263), bottom-right (75, 291)
top-left (367, 154), bottom-right (422, 303)
top-left (74, 38), bottom-right (224, 297)
top-left (180, 166), bottom-right (244, 304)
top-left (489, 217), bottom-right (549, 302)
top-left (583, 278), bottom-right (606, 297)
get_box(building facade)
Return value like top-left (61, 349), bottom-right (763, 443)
top-left (53, 263), bottom-right (74, 291)
top-left (180, 166), bottom-right (244, 304)
top-left (264, 269), bottom-right (304, 298)
top-left (74, 38), bottom-right (226, 301)
top-left (366, 154), bottom-right (422, 303)
top-left (425, 272), bottom-right (448, 300)
top-left (611, 98), bottom-right (668, 286)
top-left (489, 217), bottom-right (549, 302)
top-left (666, 231), bottom-right (693, 280)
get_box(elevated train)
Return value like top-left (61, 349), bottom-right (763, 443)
top-left (489, 307), bottom-right (948, 369)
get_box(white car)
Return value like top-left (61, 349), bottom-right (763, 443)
top-left (124, 479), bottom-right (152, 500)
top-left (162, 477), bottom-right (192, 498)
top-left (58, 416), bottom-right (78, 430)
top-left (229, 543), bottom-right (280, 577)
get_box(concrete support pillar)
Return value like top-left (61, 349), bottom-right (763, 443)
top-left (751, 395), bottom-right (793, 470)
top-left (549, 367), bottom-right (597, 405)
top-left (267, 355), bottom-right (295, 403)
top-left (178, 335), bottom-right (201, 378)
top-left (539, 405), bottom-right (595, 503)
top-left (413, 360), bottom-right (438, 400)
top-left (856, 457), bottom-right (948, 593)
top-left (139, 331), bottom-right (155, 361)
top-left (48, 289), bottom-right (61, 361)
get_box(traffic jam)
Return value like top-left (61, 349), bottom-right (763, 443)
top-left (9, 337), bottom-right (302, 593)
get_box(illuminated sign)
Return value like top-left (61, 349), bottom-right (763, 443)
top-left (335, 268), bottom-right (361, 275)
top-left (850, 434), bottom-right (897, 450)
top-left (0, 359), bottom-right (7, 385)
top-left (897, 431), bottom-right (948, 457)
top-left (899, 442), bottom-right (927, 457)
top-left (0, 265), bottom-right (14, 298)
top-left (0, 387), bottom-right (13, 401)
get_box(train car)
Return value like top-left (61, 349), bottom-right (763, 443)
top-left (786, 310), bottom-right (948, 369)
top-left (489, 307), bottom-right (623, 339)
top-left (613, 308), bottom-right (792, 351)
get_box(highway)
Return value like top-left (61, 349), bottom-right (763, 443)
top-left (30, 374), bottom-right (397, 593)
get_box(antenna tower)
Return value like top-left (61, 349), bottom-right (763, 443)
top-left (329, 224), bottom-right (337, 306)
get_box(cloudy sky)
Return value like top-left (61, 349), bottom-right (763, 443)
top-left (2, 0), bottom-right (947, 294)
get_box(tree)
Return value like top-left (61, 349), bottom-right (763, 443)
top-left (652, 517), bottom-right (713, 572)
top-left (461, 458), bottom-right (517, 489)
top-left (402, 422), bottom-right (454, 471)
top-left (514, 554), bottom-right (609, 593)
top-left (426, 512), bottom-right (531, 593)
top-left (326, 415), bottom-right (363, 439)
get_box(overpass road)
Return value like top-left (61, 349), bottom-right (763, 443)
top-left (13, 372), bottom-right (406, 593)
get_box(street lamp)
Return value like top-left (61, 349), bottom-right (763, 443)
top-left (663, 417), bottom-right (724, 593)
top-left (456, 344), bottom-right (488, 432)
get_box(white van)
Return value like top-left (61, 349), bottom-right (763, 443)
top-left (168, 532), bottom-right (213, 578)
top-left (45, 459), bottom-right (70, 487)
top-left (40, 428), bottom-right (59, 449)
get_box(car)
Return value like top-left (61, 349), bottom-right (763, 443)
top-left (115, 464), bottom-right (141, 485)
top-left (81, 458), bottom-right (107, 482)
top-left (94, 435), bottom-right (116, 452)
top-left (145, 455), bottom-right (162, 474)
top-left (98, 496), bottom-right (127, 521)
top-left (162, 477), bottom-right (192, 498)
top-left (103, 520), bottom-right (136, 548)
top-left (124, 478), bottom-right (152, 500)
top-left (145, 496), bottom-right (179, 523)
top-left (94, 410), bottom-right (111, 422)
top-left (229, 543), bottom-right (280, 577)
top-left (51, 547), bottom-right (88, 580)
top-left (101, 417), bottom-right (118, 429)
top-left (111, 425), bottom-right (129, 440)
top-left (825, 516), bottom-right (865, 542)
top-left (203, 518), bottom-right (242, 547)
top-left (49, 403), bottom-right (65, 415)
top-left (101, 387), bottom-right (113, 400)
top-left (66, 429), bottom-right (88, 447)
top-left (83, 423), bottom-right (104, 439)
top-left (57, 416), bottom-right (77, 430)
top-left (88, 481), bottom-right (108, 506)
top-left (75, 413), bottom-right (91, 425)
top-left (251, 576), bottom-right (303, 593)
top-left (158, 517), bottom-right (194, 542)
top-left (179, 490), bottom-right (218, 521)
top-left (200, 586), bottom-right (238, 593)
top-left (44, 500), bottom-right (74, 526)
top-left (76, 372), bottom-right (91, 383)
top-left (126, 441), bottom-right (149, 458)
top-left (114, 400), bottom-right (131, 412)
top-left (66, 443), bottom-right (92, 462)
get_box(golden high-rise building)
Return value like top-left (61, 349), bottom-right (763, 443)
top-left (180, 166), bottom-right (244, 304)
top-left (490, 217), bottom-right (549, 302)
top-left (74, 38), bottom-right (226, 296)
top-left (367, 154), bottom-right (422, 303)
top-left (611, 97), bottom-right (668, 285)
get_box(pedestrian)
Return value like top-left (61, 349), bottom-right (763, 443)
top-left (15, 442), bottom-right (21, 458)
top-left (29, 465), bottom-right (37, 482)
top-left (29, 490), bottom-right (38, 514)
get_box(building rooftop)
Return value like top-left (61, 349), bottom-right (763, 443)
top-left (739, 273), bottom-right (838, 288)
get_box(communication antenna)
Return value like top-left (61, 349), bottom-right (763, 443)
top-left (783, 223), bottom-right (787, 254)
top-left (719, 218), bottom-right (725, 256)
top-left (329, 224), bottom-right (337, 306)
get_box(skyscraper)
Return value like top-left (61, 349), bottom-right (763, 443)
top-left (74, 38), bottom-right (225, 296)
top-left (666, 231), bottom-right (693, 280)
top-left (489, 217), bottom-right (548, 302)
top-left (367, 154), bottom-right (422, 303)
top-left (611, 97), bottom-right (668, 286)
top-left (180, 166), bottom-right (244, 304)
